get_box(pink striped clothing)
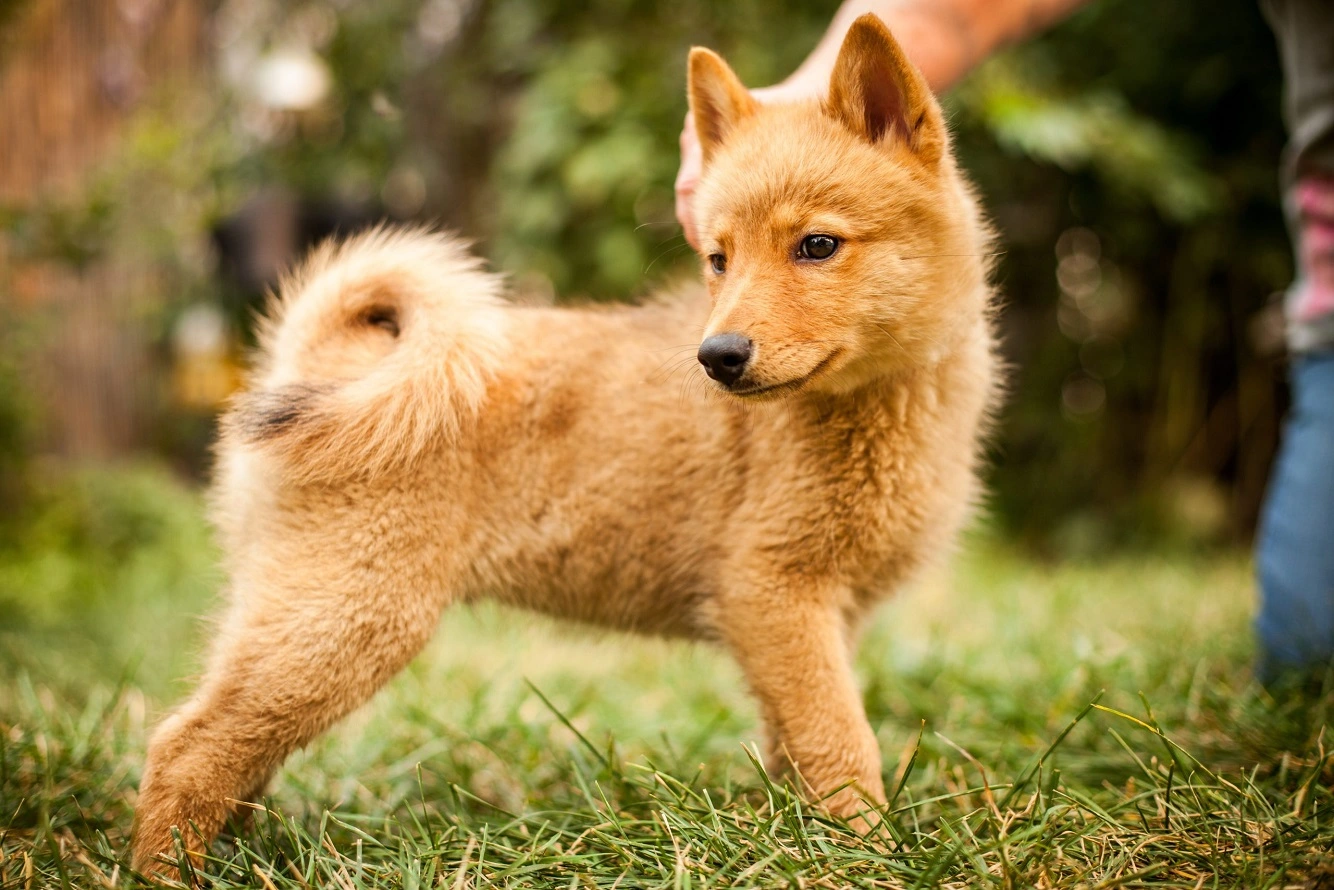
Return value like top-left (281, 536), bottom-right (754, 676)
top-left (1294, 175), bottom-right (1334, 325)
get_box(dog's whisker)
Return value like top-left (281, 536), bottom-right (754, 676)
top-left (873, 324), bottom-right (908, 353)
top-left (648, 349), bottom-right (704, 379)
top-left (652, 355), bottom-right (708, 387)
top-left (644, 242), bottom-right (695, 276)
top-left (894, 251), bottom-right (1007, 260)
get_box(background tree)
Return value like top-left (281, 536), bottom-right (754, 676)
top-left (0, 0), bottom-right (1292, 552)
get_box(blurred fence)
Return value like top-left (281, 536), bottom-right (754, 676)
top-left (0, 0), bottom-right (1295, 552)
top-left (1, 0), bottom-right (204, 457)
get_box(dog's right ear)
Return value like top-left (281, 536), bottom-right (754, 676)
top-left (688, 48), bottom-right (757, 164)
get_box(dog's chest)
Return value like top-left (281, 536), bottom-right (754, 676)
top-left (751, 388), bottom-right (960, 592)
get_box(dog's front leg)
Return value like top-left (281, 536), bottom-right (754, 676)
top-left (717, 589), bottom-right (886, 829)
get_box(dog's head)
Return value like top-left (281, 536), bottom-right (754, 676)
top-left (688, 14), bottom-right (991, 399)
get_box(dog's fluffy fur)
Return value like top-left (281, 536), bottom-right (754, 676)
top-left (134, 15), bottom-right (1000, 872)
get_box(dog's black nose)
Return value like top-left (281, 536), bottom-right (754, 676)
top-left (698, 333), bottom-right (753, 386)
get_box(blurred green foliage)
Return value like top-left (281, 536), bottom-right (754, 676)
top-left (0, 464), bottom-right (218, 689)
top-left (0, 0), bottom-right (1294, 553)
top-left (949, 1), bottom-right (1290, 550)
top-left (0, 326), bottom-right (34, 513)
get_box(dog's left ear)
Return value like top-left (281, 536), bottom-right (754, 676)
top-left (826, 14), bottom-right (945, 164)
top-left (689, 47), bottom-right (758, 165)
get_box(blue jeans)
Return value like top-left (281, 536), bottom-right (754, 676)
top-left (1256, 351), bottom-right (1334, 681)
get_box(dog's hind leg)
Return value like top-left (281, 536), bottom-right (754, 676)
top-left (718, 591), bottom-right (887, 831)
top-left (132, 564), bottom-right (446, 877)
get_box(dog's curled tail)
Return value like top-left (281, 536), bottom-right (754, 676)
top-left (222, 226), bottom-right (508, 484)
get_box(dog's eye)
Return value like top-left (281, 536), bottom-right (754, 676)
top-left (708, 253), bottom-right (727, 275)
top-left (798, 235), bottom-right (839, 261)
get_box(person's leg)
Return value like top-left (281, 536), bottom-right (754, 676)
top-left (1257, 0), bottom-right (1334, 682)
top-left (1255, 351), bottom-right (1334, 682)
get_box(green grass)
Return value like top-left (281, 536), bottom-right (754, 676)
top-left (1, 466), bottom-right (1331, 887)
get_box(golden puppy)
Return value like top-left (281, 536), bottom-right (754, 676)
top-left (134, 14), bottom-right (999, 873)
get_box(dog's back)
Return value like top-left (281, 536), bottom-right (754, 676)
top-left (214, 225), bottom-right (991, 634)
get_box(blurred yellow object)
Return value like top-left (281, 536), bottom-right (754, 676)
top-left (172, 354), bottom-right (243, 409)
top-left (171, 303), bottom-right (243, 409)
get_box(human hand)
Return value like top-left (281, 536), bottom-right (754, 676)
top-left (674, 110), bottom-right (705, 250)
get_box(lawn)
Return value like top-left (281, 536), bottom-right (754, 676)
top-left (1, 466), bottom-right (1331, 888)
